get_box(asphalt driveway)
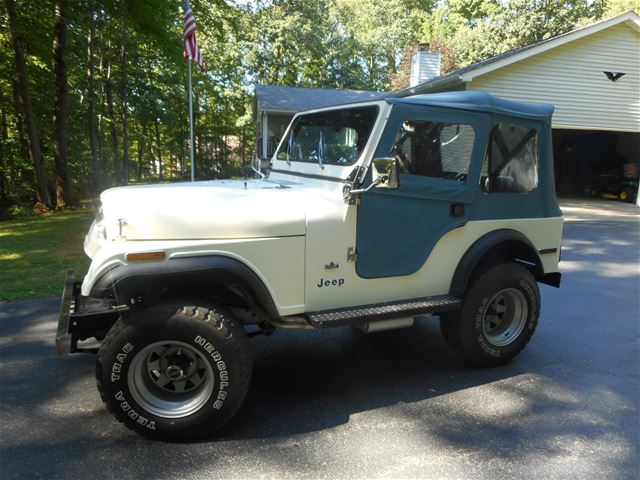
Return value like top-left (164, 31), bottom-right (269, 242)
top-left (1, 199), bottom-right (638, 479)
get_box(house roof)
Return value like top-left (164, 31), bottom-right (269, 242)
top-left (256, 84), bottom-right (386, 114)
top-left (391, 10), bottom-right (640, 97)
top-left (388, 91), bottom-right (553, 120)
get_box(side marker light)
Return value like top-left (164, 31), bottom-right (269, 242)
top-left (126, 251), bottom-right (166, 261)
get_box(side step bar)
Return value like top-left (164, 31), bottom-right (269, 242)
top-left (307, 295), bottom-right (461, 328)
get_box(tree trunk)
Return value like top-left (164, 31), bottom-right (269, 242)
top-left (0, 105), bottom-right (8, 202)
top-left (11, 81), bottom-right (28, 176)
top-left (386, 49), bottom-right (396, 76)
top-left (103, 31), bottom-right (121, 184)
top-left (155, 119), bottom-right (163, 181)
top-left (97, 25), bottom-right (105, 180)
top-left (195, 89), bottom-right (201, 166)
top-left (52, 0), bottom-right (77, 208)
top-left (120, 21), bottom-right (129, 185)
top-left (241, 121), bottom-right (246, 166)
top-left (145, 123), bottom-right (155, 177)
top-left (10, 82), bottom-right (26, 204)
top-left (179, 130), bottom-right (186, 178)
top-left (137, 136), bottom-right (143, 182)
top-left (4, 0), bottom-right (52, 207)
top-left (369, 53), bottom-right (376, 87)
top-left (86, 1), bottom-right (100, 193)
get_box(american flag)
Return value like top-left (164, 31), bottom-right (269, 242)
top-left (183, 0), bottom-right (204, 71)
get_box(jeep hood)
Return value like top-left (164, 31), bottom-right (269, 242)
top-left (100, 179), bottom-right (308, 240)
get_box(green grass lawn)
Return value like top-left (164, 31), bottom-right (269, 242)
top-left (0, 209), bottom-right (95, 302)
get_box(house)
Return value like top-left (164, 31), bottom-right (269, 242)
top-left (255, 12), bottom-right (639, 201)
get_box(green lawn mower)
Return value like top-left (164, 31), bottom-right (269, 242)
top-left (590, 163), bottom-right (639, 203)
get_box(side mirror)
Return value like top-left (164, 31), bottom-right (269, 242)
top-left (343, 157), bottom-right (400, 203)
top-left (372, 157), bottom-right (400, 190)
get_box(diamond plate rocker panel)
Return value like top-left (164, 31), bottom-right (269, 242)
top-left (307, 295), bottom-right (461, 328)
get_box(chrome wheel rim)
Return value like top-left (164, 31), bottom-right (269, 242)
top-left (482, 288), bottom-right (528, 347)
top-left (128, 341), bottom-right (214, 418)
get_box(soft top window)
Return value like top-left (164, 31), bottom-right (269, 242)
top-left (482, 124), bottom-right (539, 193)
top-left (276, 106), bottom-right (378, 167)
top-left (392, 120), bottom-right (476, 182)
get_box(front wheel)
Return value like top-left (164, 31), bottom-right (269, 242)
top-left (96, 304), bottom-right (252, 441)
top-left (440, 262), bottom-right (540, 366)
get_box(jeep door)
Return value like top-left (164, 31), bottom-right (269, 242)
top-left (355, 104), bottom-right (490, 278)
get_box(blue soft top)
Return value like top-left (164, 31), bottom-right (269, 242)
top-left (387, 91), bottom-right (554, 121)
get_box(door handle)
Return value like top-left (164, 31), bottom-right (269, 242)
top-left (450, 203), bottom-right (465, 217)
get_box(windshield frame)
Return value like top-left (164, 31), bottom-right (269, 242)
top-left (270, 101), bottom-right (387, 181)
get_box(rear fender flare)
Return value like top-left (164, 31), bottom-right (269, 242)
top-left (450, 229), bottom-right (544, 297)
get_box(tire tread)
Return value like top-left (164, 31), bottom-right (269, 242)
top-left (440, 261), bottom-right (540, 367)
top-left (96, 303), bottom-right (251, 440)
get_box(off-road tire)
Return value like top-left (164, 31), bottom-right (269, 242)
top-left (96, 304), bottom-right (251, 441)
top-left (440, 262), bottom-right (540, 367)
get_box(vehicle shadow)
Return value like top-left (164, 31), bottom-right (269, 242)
top-left (1, 301), bottom-right (637, 479)
top-left (224, 321), bottom-right (518, 439)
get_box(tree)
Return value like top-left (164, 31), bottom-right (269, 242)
top-left (604, 0), bottom-right (640, 16)
top-left (102, 26), bottom-right (121, 185)
top-left (333, 0), bottom-right (422, 89)
top-left (120, 17), bottom-right (129, 184)
top-left (52, 0), bottom-right (78, 207)
top-left (450, 0), bottom-right (606, 67)
top-left (85, 2), bottom-right (100, 192)
top-left (4, 0), bottom-right (52, 207)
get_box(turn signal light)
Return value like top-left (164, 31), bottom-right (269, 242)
top-left (126, 251), bottom-right (166, 261)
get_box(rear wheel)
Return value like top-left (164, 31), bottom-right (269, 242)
top-left (440, 262), bottom-right (540, 366)
top-left (96, 304), bottom-right (252, 441)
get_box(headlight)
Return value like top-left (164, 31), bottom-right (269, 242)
top-left (95, 208), bottom-right (107, 240)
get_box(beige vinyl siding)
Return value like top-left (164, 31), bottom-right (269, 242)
top-left (411, 51), bottom-right (442, 86)
top-left (468, 24), bottom-right (640, 132)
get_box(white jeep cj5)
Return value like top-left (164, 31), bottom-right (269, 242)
top-left (57, 91), bottom-right (563, 440)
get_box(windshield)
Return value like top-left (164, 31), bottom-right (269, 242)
top-left (275, 106), bottom-right (379, 167)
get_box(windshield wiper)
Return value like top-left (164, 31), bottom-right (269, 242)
top-left (252, 166), bottom-right (265, 179)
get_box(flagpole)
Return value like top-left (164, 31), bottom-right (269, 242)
top-left (188, 59), bottom-right (195, 182)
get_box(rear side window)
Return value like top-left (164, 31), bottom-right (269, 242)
top-left (393, 120), bottom-right (476, 182)
top-left (481, 124), bottom-right (539, 193)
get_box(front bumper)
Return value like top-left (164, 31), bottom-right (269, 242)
top-left (56, 271), bottom-right (127, 355)
top-left (56, 271), bottom-right (78, 355)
